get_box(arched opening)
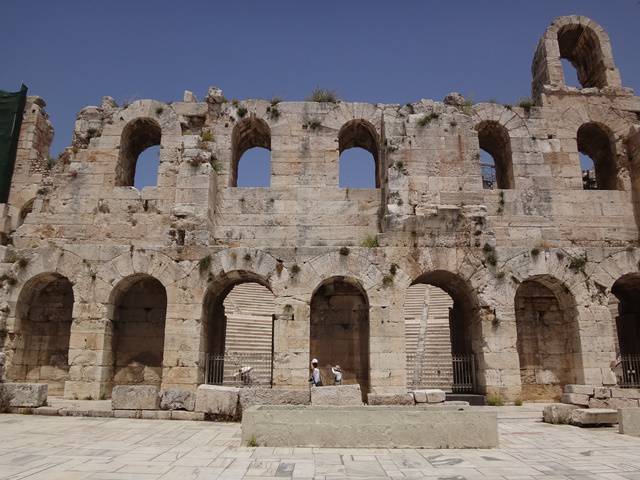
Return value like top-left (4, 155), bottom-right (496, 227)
top-left (110, 274), bottom-right (166, 391)
top-left (515, 276), bottom-right (582, 400)
top-left (557, 24), bottom-right (608, 89)
top-left (476, 121), bottom-right (514, 190)
top-left (202, 272), bottom-right (275, 386)
top-left (310, 276), bottom-right (370, 398)
top-left (10, 273), bottom-right (73, 395)
top-left (611, 274), bottom-right (640, 387)
top-left (133, 145), bottom-right (160, 190)
top-left (338, 119), bottom-right (379, 188)
top-left (577, 122), bottom-right (618, 190)
top-left (231, 117), bottom-right (271, 187)
top-left (405, 271), bottom-right (481, 394)
top-left (116, 118), bottom-right (162, 187)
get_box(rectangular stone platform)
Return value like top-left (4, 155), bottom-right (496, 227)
top-left (241, 405), bottom-right (498, 448)
top-left (619, 408), bottom-right (640, 436)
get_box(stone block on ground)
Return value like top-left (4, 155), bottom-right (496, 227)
top-left (413, 389), bottom-right (446, 404)
top-left (311, 384), bottom-right (362, 406)
top-left (564, 384), bottom-right (595, 396)
top-left (160, 389), bottom-right (195, 411)
top-left (1, 383), bottom-right (48, 407)
top-left (242, 405), bottom-right (498, 448)
top-left (619, 408), bottom-right (640, 436)
top-left (543, 403), bottom-right (580, 424)
top-left (561, 393), bottom-right (590, 407)
top-left (570, 408), bottom-right (617, 426)
top-left (367, 393), bottom-right (415, 405)
top-left (194, 385), bottom-right (239, 419)
top-left (239, 387), bottom-right (310, 411)
top-left (111, 385), bottom-right (159, 410)
top-left (171, 410), bottom-right (205, 421)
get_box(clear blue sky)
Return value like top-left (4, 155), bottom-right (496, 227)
top-left (1, 1), bottom-right (639, 188)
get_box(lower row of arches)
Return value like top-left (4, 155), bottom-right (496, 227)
top-left (6, 270), bottom-right (640, 400)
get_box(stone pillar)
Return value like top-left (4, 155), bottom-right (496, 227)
top-left (161, 299), bottom-right (202, 392)
top-left (368, 302), bottom-right (406, 395)
top-left (576, 304), bottom-right (617, 386)
top-left (272, 304), bottom-right (309, 390)
top-left (64, 301), bottom-right (112, 400)
top-left (477, 304), bottom-right (522, 401)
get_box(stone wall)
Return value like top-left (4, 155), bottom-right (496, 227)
top-left (0, 15), bottom-right (638, 401)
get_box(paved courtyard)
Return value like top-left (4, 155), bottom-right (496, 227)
top-left (1, 409), bottom-right (640, 479)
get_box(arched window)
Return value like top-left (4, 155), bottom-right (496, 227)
top-left (116, 118), bottom-right (161, 188)
top-left (577, 122), bottom-right (618, 190)
top-left (231, 117), bottom-right (271, 187)
top-left (557, 24), bottom-right (608, 89)
top-left (338, 120), bottom-right (379, 188)
top-left (476, 121), bottom-right (514, 189)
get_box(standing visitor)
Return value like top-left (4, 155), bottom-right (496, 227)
top-left (331, 365), bottom-right (342, 385)
top-left (309, 358), bottom-right (322, 386)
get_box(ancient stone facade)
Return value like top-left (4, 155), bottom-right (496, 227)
top-left (1, 15), bottom-right (640, 401)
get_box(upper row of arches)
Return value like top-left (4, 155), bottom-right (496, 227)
top-left (118, 114), bottom-right (624, 193)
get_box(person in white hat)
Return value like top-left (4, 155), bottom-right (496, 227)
top-left (309, 358), bottom-right (322, 386)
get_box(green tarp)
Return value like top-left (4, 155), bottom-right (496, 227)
top-left (0, 85), bottom-right (27, 203)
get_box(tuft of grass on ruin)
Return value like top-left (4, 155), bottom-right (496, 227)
top-left (361, 235), bottom-right (379, 248)
top-left (307, 88), bottom-right (339, 103)
top-left (518, 97), bottom-right (535, 111)
top-left (417, 113), bottom-right (439, 127)
top-left (486, 392), bottom-right (504, 406)
top-left (198, 255), bottom-right (212, 274)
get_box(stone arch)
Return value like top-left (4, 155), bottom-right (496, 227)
top-left (116, 117), bottom-right (162, 187)
top-left (610, 273), bottom-right (640, 359)
top-left (310, 275), bottom-right (370, 398)
top-left (408, 270), bottom-right (483, 394)
top-left (108, 273), bottom-right (167, 391)
top-left (201, 269), bottom-right (275, 385)
top-left (515, 274), bottom-right (582, 400)
top-left (230, 116), bottom-right (271, 187)
top-left (532, 16), bottom-right (622, 98)
top-left (338, 119), bottom-right (381, 188)
top-left (577, 122), bottom-right (620, 190)
top-left (475, 120), bottom-right (514, 189)
top-left (7, 272), bottom-right (74, 395)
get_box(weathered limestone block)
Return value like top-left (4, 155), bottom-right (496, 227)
top-left (571, 408), bottom-right (617, 426)
top-left (543, 403), bottom-right (579, 424)
top-left (241, 405), bottom-right (499, 448)
top-left (593, 387), bottom-right (611, 399)
top-left (564, 385), bottom-right (595, 396)
top-left (194, 385), bottom-right (239, 418)
top-left (619, 408), bottom-right (640, 436)
top-left (611, 388), bottom-right (640, 399)
top-left (160, 389), bottom-right (195, 411)
top-left (239, 387), bottom-right (310, 411)
top-left (111, 385), bottom-right (159, 410)
top-left (311, 385), bottom-right (362, 406)
top-left (589, 397), bottom-right (639, 409)
top-left (1, 383), bottom-right (48, 407)
top-left (413, 389), bottom-right (446, 404)
top-left (561, 393), bottom-right (590, 407)
top-left (367, 393), bottom-right (415, 405)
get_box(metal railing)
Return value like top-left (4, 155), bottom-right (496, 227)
top-left (481, 163), bottom-right (496, 190)
top-left (452, 354), bottom-right (475, 393)
top-left (406, 353), bottom-right (476, 393)
top-left (618, 354), bottom-right (640, 388)
top-left (205, 351), bottom-right (273, 387)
